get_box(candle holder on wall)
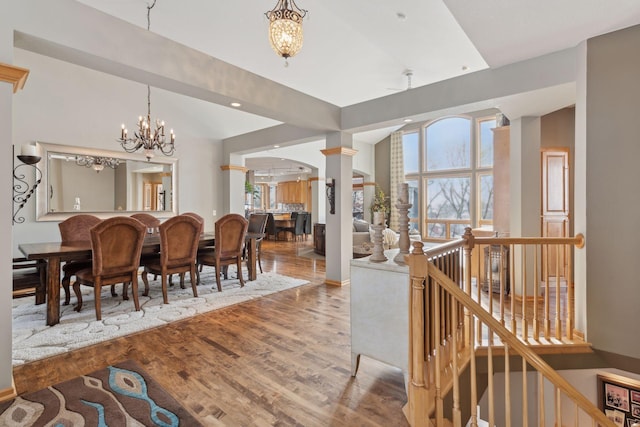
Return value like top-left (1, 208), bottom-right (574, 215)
top-left (13, 145), bottom-right (42, 224)
top-left (326, 178), bottom-right (335, 215)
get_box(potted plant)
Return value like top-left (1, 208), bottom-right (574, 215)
top-left (370, 185), bottom-right (389, 225)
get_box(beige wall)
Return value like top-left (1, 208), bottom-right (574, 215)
top-left (585, 24), bottom-right (640, 359)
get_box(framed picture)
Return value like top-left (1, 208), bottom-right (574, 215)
top-left (598, 373), bottom-right (640, 427)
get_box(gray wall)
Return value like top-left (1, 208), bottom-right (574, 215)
top-left (586, 24), bottom-right (640, 359)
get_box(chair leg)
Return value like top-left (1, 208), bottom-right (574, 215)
top-left (122, 282), bottom-right (129, 300)
top-left (195, 266), bottom-right (201, 286)
top-left (142, 270), bottom-right (151, 296)
top-left (61, 274), bottom-right (72, 305)
top-left (179, 273), bottom-right (185, 289)
top-left (110, 284), bottom-right (117, 297)
top-left (161, 273), bottom-right (168, 304)
top-left (73, 282), bottom-right (83, 313)
top-left (257, 252), bottom-right (263, 274)
top-left (190, 266), bottom-right (198, 298)
top-left (94, 287), bottom-right (102, 321)
top-left (214, 265), bottom-right (222, 292)
top-left (237, 259), bottom-right (245, 287)
top-left (131, 277), bottom-right (140, 312)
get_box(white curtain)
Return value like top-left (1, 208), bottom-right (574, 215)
top-left (389, 131), bottom-right (404, 231)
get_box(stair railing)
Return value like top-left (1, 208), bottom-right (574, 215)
top-left (405, 236), bottom-right (613, 427)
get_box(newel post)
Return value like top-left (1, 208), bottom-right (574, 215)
top-left (406, 241), bottom-right (430, 427)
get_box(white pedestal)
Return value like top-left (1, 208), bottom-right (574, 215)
top-left (350, 248), bottom-right (409, 378)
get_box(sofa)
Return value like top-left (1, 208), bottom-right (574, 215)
top-left (352, 219), bottom-right (372, 246)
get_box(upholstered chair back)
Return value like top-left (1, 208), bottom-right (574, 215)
top-left (159, 215), bottom-right (202, 269)
top-left (215, 214), bottom-right (248, 260)
top-left (59, 214), bottom-right (101, 242)
top-left (90, 216), bottom-right (146, 278)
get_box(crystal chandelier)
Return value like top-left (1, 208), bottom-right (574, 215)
top-left (265, 0), bottom-right (307, 65)
top-left (118, 0), bottom-right (175, 161)
top-left (76, 155), bottom-right (120, 173)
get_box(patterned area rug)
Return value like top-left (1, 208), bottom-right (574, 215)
top-left (0, 359), bottom-right (202, 426)
top-left (12, 266), bottom-right (308, 365)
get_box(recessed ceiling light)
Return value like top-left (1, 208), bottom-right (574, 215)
top-left (403, 118), bottom-right (413, 123)
top-left (396, 12), bottom-right (406, 21)
top-left (230, 102), bottom-right (241, 108)
top-left (274, 145), bottom-right (280, 148)
top-left (461, 65), bottom-right (469, 71)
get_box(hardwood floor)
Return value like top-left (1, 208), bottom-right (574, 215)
top-left (12, 238), bottom-right (410, 426)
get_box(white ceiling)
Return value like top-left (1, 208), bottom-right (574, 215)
top-left (73, 0), bottom-right (640, 168)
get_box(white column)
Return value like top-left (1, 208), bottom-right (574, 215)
top-left (509, 117), bottom-right (541, 298)
top-left (322, 132), bottom-right (356, 286)
top-left (220, 153), bottom-right (246, 215)
top-left (0, 12), bottom-right (16, 398)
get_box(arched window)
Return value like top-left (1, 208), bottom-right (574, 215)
top-left (403, 114), bottom-right (496, 240)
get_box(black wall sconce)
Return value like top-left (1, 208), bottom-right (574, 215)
top-left (13, 144), bottom-right (42, 224)
top-left (326, 177), bottom-right (335, 215)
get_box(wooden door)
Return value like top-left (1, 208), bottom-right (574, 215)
top-left (541, 149), bottom-right (570, 278)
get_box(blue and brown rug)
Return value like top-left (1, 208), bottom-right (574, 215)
top-left (0, 360), bottom-right (202, 426)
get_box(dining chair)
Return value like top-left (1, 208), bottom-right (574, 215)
top-left (141, 214), bottom-right (202, 304)
top-left (197, 213), bottom-right (248, 292)
top-left (283, 212), bottom-right (306, 241)
top-left (246, 213), bottom-right (268, 274)
top-left (130, 212), bottom-right (161, 233)
top-left (73, 216), bottom-right (146, 321)
top-left (303, 212), bottom-right (312, 240)
top-left (58, 214), bottom-right (102, 305)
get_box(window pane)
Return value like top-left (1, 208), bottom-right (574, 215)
top-left (426, 176), bottom-right (471, 220)
top-left (403, 132), bottom-right (419, 174)
top-left (450, 223), bottom-right (469, 239)
top-left (269, 185), bottom-right (276, 209)
top-left (425, 117), bottom-right (471, 171)
top-left (479, 174), bottom-right (494, 221)
top-left (479, 118), bottom-right (496, 168)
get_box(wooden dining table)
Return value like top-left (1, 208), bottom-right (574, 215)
top-left (19, 231), bottom-right (262, 326)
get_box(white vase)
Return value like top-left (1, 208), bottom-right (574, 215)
top-left (373, 211), bottom-right (385, 226)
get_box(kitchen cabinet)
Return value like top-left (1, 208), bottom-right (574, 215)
top-left (277, 180), bottom-right (308, 205)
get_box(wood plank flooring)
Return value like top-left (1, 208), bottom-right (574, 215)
top-left (12, 238), bottom-right (410, 427)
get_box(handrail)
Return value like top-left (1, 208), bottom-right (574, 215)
top-left (427, 265), bottom-right (612, 426)
top-left (405, 233), bottom-right (613, 427)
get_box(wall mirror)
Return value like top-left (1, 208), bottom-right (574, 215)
top-left (35, 142), bottom-right (178, 221)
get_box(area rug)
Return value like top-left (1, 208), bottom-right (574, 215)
top-left (12, 266), bottom-right (308, 365)
top-left (0, 359), bottom-right (202, 426)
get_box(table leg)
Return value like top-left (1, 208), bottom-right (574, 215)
top-left (248, 238), bottom-right (257, 281)
top-left (46, 256), bottom-right (61, 326)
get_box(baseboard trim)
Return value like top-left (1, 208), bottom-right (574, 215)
top-left (0, 378), bottom-right (17, 403)
top-left (325, 279), bottom-right (350, 287)
top-left (573, 329), bottom-right (585, 341)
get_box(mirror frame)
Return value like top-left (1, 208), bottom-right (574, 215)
top-left (35, 141), bottom-right (179, 222)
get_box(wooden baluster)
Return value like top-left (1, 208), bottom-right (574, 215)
top-left (537, 372), bottom-right (544, 427)
top-left (477, 244), bottom-right (483, 346)
top-left (488, 331), bottom-right (495, 427)
top-left (556, 386), bottom-right (562, 427)
top-left (567, 242), bottom-right (574, 340)
top-left (555, 244), bottom-right (562, 340)
top-left (433, 279), bottom-right (444, 426)
top-left (452, 294), bottom-right (461, 427)
top-left (511, 245), bottom-right (527, 335)
top-left (522, 358), bottom-right (528, 427)
top-left (470, 313), bottom-right (478, 427)
top-left (522, 245), bottom-right (528, 341)
top-left (574, 401), bottom-right (579, 426)
top-left (464, 244), bottom-right (473, 347)
top-left (533, 244), bottom-right (540, 341)
top-left (505, 343), bottom-right (511, 427)
top-left (499, 244), bottom-right (506, 327)
top-left (510, 244), bottom-right (517, 335)
top-left (488, 245), bottom-right (494, 346)
top-left (544, 243), bottom-right (551, 339)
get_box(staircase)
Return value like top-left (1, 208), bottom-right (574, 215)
top-left (404, 229), bottom-right (614, 427)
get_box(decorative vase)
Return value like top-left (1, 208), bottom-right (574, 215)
top-left (373, 211), bottom-right (385, 226)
